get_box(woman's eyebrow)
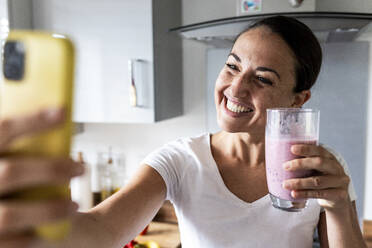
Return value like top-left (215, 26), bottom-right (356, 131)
top-left (256, 66), bottom-right (281, 79)
top-left (228, 53), bottom-right (241, 63)
top-left (228, 53), bottom-right (281, 79)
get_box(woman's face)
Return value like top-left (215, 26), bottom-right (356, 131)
top-left (215, 26), bottom-right (309, 134)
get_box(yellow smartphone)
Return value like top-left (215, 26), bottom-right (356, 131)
top-left (1, 30), bottom-right (74, 241)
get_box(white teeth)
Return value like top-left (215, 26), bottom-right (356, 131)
top-left (226, 99), bottom-right (252, 113)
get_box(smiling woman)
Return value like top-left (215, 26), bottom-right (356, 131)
top-left (138, 16), bottom-right (365, 248)
top-left (214, 24), bottom-right (312, 133)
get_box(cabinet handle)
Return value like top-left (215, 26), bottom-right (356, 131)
top-left (128, 59), bottom-right (138, 107)
top-left (288, 0), bottom-right (303, 7)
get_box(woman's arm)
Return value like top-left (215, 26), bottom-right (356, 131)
top-left (0, 108), bottom-right (167, 247)
top-left (318, 201), bottom-right (366, 248)
top-left (61, 164), bottom-right (167, 248)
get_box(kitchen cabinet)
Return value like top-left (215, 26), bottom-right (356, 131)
top-left (30, 0), bottom-right (182, 123)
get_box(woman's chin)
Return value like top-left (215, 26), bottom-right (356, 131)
top-left (217, 121), bottom-right (248, 133)
top-left (217, 118), bottom-right (265, 135)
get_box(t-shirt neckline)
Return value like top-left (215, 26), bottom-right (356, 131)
top-left (205, 133), bottom-right (270, 208)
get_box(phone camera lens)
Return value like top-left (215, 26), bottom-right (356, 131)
top-left (3, 41), bottom-right (25, 81)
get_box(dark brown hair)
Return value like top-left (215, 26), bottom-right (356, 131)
top-left (236, 16), bottom-right (322, 93)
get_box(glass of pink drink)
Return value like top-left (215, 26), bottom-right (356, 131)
top-left (265, 108), bottom-right (320, 212)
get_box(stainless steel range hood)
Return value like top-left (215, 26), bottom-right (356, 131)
top-left (171, 12), bottom-right (372, 47)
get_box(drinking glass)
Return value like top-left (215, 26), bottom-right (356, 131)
top-left (265, 108), bottom-right (320, 212)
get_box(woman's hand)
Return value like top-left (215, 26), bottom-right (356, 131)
top-left (0, 108), bottom-right (84, 247)
top-left (282, 144), bottom-right (351, 210)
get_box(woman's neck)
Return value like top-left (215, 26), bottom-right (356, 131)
top-left (211, 131), bottom-right (266, 167)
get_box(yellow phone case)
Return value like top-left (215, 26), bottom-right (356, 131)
top-left (0, 30), bottom-right (74, 242)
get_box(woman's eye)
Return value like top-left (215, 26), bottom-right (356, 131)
top-left (257, 76), bottom-right (273, 85)
top-left (226, 63), bottom-right (239, 71)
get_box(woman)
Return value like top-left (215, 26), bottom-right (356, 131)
top-left (0, 16), bottom-right (366, 248)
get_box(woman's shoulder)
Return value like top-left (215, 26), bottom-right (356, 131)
top-left (142, 133), bottom-right (211, 180)
top-left (162, 133), bottom-right (210, 151)
top-left (145, 133), bottom-right (211, 165)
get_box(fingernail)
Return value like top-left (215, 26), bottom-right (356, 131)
top-left (283, 162), bottom-right (290, 170)
top-left (291, 191), bottom-right (296, 198)
top-left (282, 181), bottom-right (289, 189)
top-left (290, 145), bottom-right (297, 154)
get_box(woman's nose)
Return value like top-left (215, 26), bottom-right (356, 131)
top-left (230, 75), bottom-right (250, 97)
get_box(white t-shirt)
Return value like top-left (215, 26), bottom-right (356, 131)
top-left (143, 133), bottom-right (357, 248)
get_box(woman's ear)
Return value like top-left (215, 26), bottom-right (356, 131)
top-left (291, 90), bottom-right (311, 107)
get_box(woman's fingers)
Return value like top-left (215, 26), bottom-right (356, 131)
top-left (290, 188), bottom-right (350, 203)
top-left (0, 107), bottom-right (75, 245)
top-left (0, 157), bottom-right (84, 196)
top-left (283, 156), bottom-right (344, 175)
top-left (290, 144), bottom-right (333, 159)
top-left (286, 144), bottom-right (353, 209)
top-left (0, 199), bottom-right (77, 234)
top-left (0, 156), bottom-right (81, 245)
top-left (0, 231), bottom-right (37, 248)
top-left (0, 107), bottom-right (65, 152)
top-left (283, 175), bottom-right (350, 191)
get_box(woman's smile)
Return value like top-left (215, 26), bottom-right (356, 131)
top-left (223, 95), bottom-right (254, 118)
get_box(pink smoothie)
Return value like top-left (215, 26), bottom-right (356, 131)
top-left (265, 138), bottom-right (317, 201)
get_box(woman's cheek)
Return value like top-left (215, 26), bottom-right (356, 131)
top-left (263, 90), bottom-right (290, 108)
top-left (215, 76), bottom-right (229, 98)
top-left (214, 80), bottom-right (225, 106)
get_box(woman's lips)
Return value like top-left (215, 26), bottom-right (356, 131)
top-left (222, 97), bottom-right (254, 118)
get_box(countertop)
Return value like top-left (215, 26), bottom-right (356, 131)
top-left (136, 222), bottom-right (181, 248)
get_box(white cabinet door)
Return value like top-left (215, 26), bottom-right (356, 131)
top-left (32, 0), bottom-right (155, 123)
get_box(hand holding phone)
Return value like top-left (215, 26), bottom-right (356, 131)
top-left (0, 108), bottom-right (84, 246)
top-left (0, 30), bottom-right (77, 242)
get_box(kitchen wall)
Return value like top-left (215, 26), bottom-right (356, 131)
top-left (181, 0), bottom-right (372, 24)
top-left (306, 42), bottom-right (368, 221)
top-left (182, 0), bottom-right (316, 23)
